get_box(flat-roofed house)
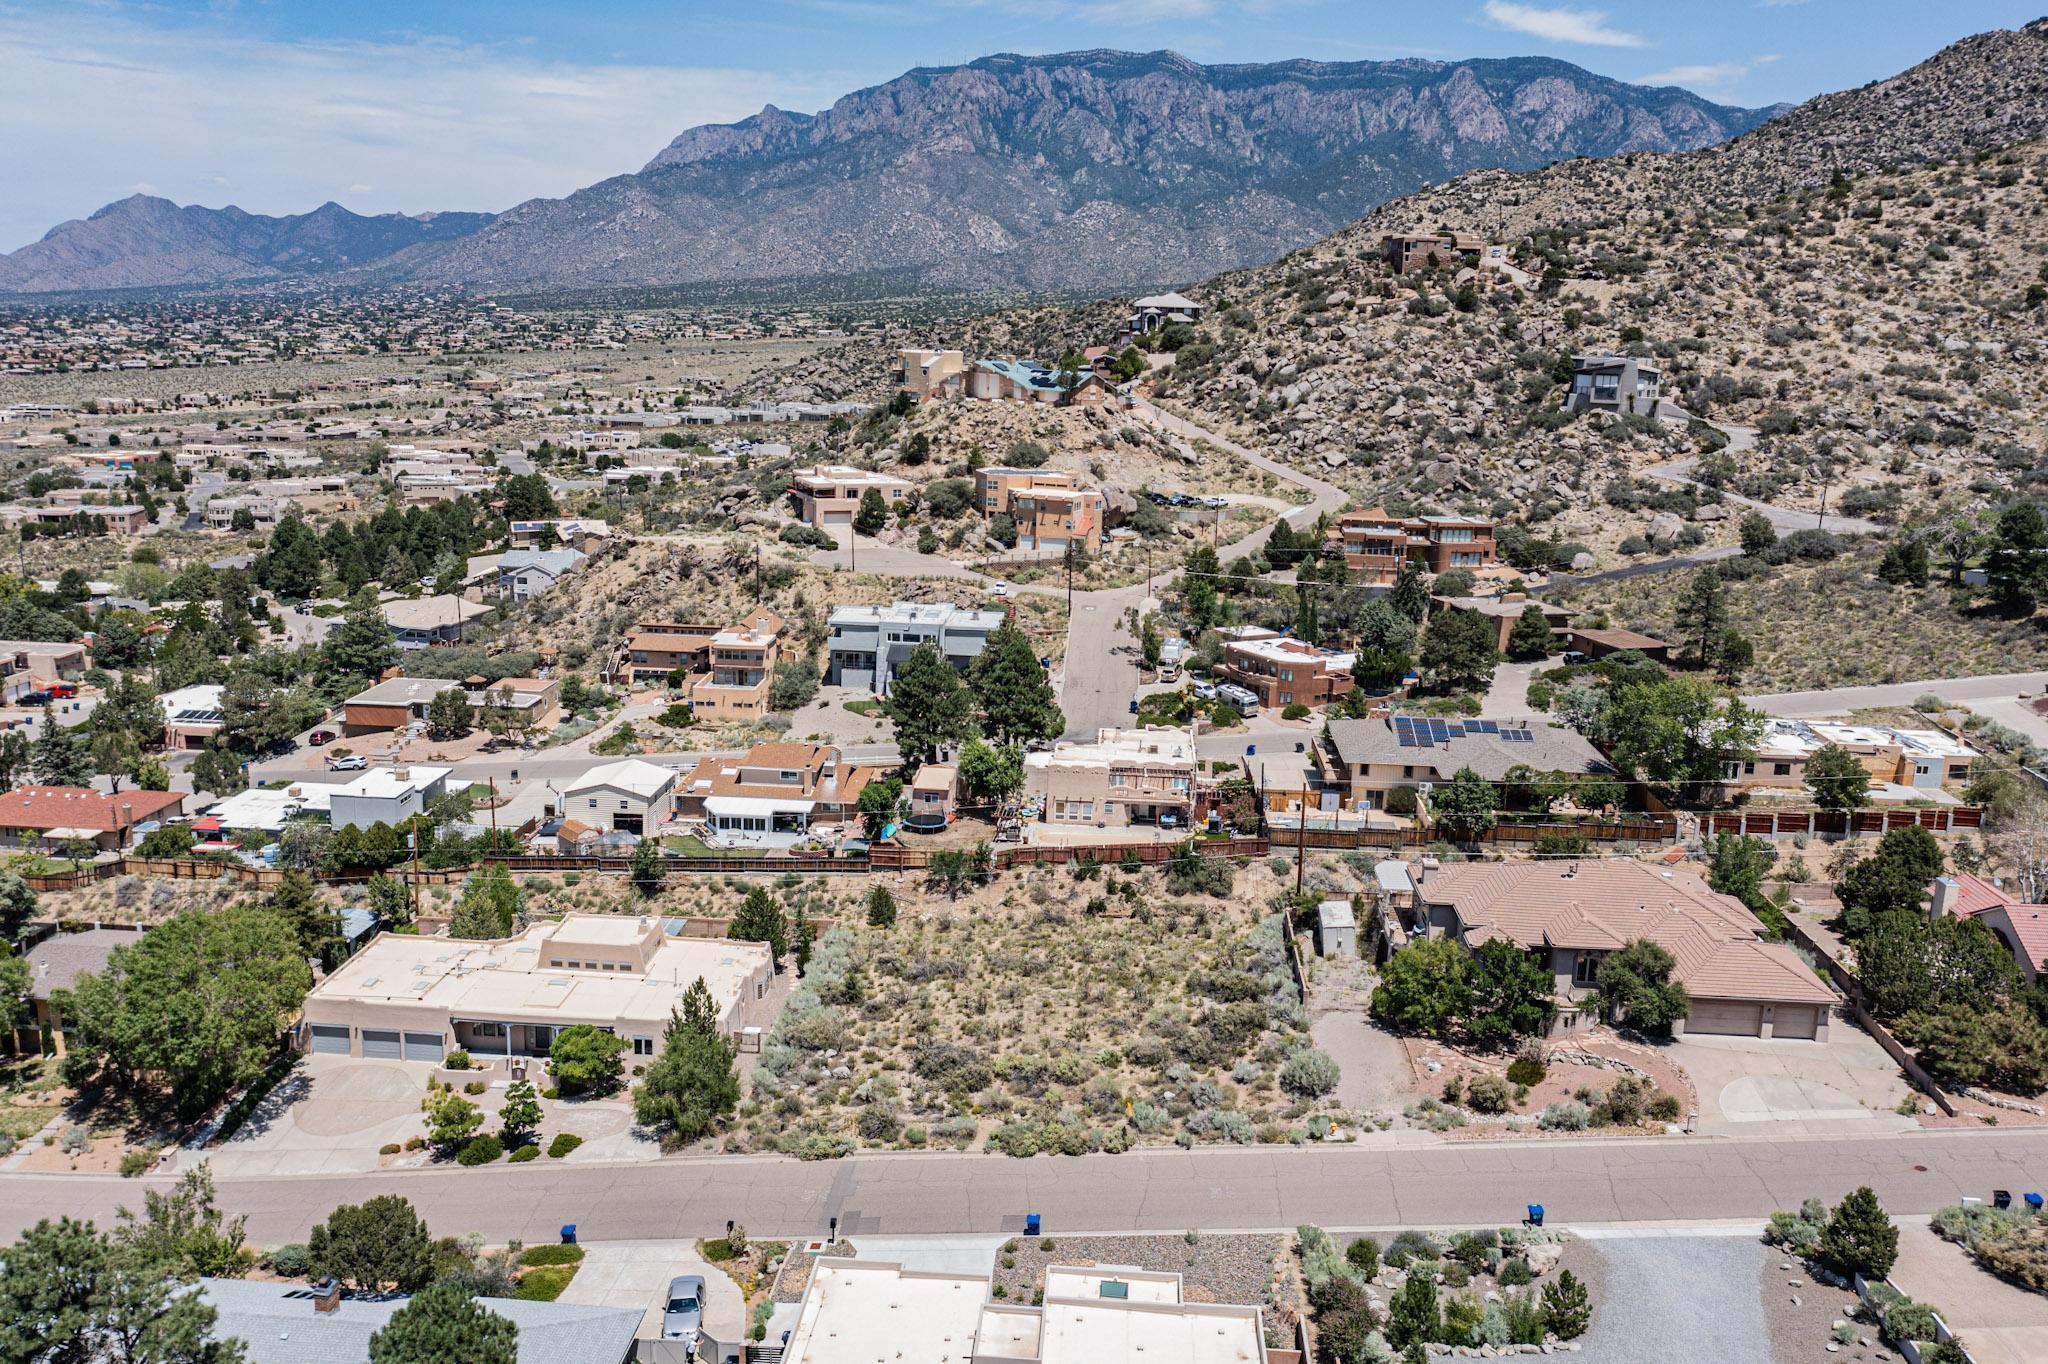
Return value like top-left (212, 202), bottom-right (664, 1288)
top-left (824, 601), bottom-right (1005, 696)
top-left (1569, 355), bottom-right (1661, 415)
top-left (688, 621), bottom-right (782, 722)
top-left (562, 758), bottom-right (675, 835)
top-left (1434, 594), bottom-right (1573, 653)
top-left (788, 465), bottom-right (912, 529)
top-left (1024, 726), bottom-right (1196, 830)
top-left (783, 1257), bottom-right (1269, 1364)
top-left (896, 347), bottom-right (968, 400)
top-left (0, 639), bottom-right (88, 702)
top-left (617, 621), bottom-right (721, 686)
top-left (1326, 508), bottom-right (1496, 582)
top-left (327, 766), bottom-right (450, 831)
top-left (1216, 635), bottom-right (1356, 710)
top-left (975, 467), bottom-right (1104, 553)
top-left (299, 913), bottom-right (774, 1063)
top-left (160, 683), bottom-right (225, 750)
top-left (1401, 858), bottom-right (1837, 1039)
top-left (381, 594), bottom-right (490, 649)
top-left (1382, 231), bottom-right (1487, 273)
top-left (341, 677), bottom-right (461, 735)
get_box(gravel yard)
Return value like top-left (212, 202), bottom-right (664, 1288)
top-left (989, 1232), bottom-right (1290, 1311)
top-left (1566, 1238), bottom-right (1769, 1364)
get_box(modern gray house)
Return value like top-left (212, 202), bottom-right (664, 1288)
top-left (1568, 355), bottom-right (1661, 415)
top-left (825, 600), bottom-right (1006, 696)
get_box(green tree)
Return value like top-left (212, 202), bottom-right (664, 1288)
top-left (630, 837), bottom-right (666, 897)
top-left (448, 863), bottom-right (521, 939)
top-left (1429, 767), bottom-right (1499, 839)
top-left (1877, 536), bottom-right (1929, 587)
top-left (885, 641), bottom-right (977, 766)
top-left (308, 1195), bottom-right (436, 1295)
top-left (1707, 833), bottom-right (1778, 913)
top-left (113, 1165), bottom-right (248, 1279)
top-left (1673, 567), bottom-right (1731, 670)
top-left (968, 623), bottom-right (1062, 746)
top-left (0, 868), bottom-right (37, 942)
top-left (57, 905), bottom-right (311, 1118)
top-left (1466, 939), bottom-right (1556, 1044)
top-left (1836, 825), bottom-right (1944, 936)
top-left (497, 1080), bottom-right (541, 1145)
top-left (853, 486), bottom-right (889, 536)
top-left (424, 1090), bottom-right (483, 1148)
top-left (1541, 1269), bottom-right (1592, 1339)
top-left (426, 687), bottom-right (474, 737)
top-left (1370, 937), bottom-right (1473, 1038)
top-left (1389, 558), bottom-right (1430, 622)
top-left (1804, 743), bottom-right (1871, 810)
top-left (1418, 609), bottom-right (1498, 691)
top-left (1603, 674), bottom-right (1763, 802)
top-left (32, 706), bottom-right (92, 785)
top-left (370, 1282), bottom-right (517, 1364)
top-left (1738, 512), bottom-right (1777, 557)
top-left (1595, 939), bottom-right (1689, 1033)
top-left (1505, 605), bottom-right (1556, 662)
top-left (730, 886), bottom-right (790, 959)
top-left (956, 738), bottom-right (1024, 805)
top-left (366, 873), bottom-right (411, 926)
top-left (1986, 502), bottom-right (2048, 612)
top-left (322, 584), bottom-right (398, 685)
top-left (191, 745), bottom-right (246, 797)
top-left (0, 1216), bottom-right (247, 1364)
top-left (634, 978), bottom-right (741, 1146)
top-left (1820, 1187), bottom-right (1899, 1281)
top-left (858, 774), bottom-right (903, 840)
top-left (0, 950), bottom-right (28, 1040)
top-left (1387, 1272), bottom-right (1441, 1349)
top-left (549, 1024), bottom-right (627, 1096)
top-left (865, 884), bottom-right (898, 928)
top-left (271, 870), bottom-right (341, 964)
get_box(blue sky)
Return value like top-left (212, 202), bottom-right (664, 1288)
top-left (0, 0), bottom-right (2039, 251)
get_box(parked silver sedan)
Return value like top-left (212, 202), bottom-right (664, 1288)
top-left (663, 1273), bottom-right (706, 1345)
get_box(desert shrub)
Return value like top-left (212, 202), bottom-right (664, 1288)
top-left (1648, 1092), bottom-right (1682, 1123)
top-left (1538, 1101), bottom-right (1590, 1131)
top-left (546, 1133), bottom-right (583, 1159)
top-left (1883, 1300), bottom-right (1940, 1348)
top-left (1498, 1257), bottom-right (1533, 1287)
top-left (508, 1144), bottom-right (539, 1163)
top-left (443, 1049), bottom-right (471, 1070)
top-left (1384, 1230), bottom-right (1441, 1270)
top-left (1465, 1073), bottom-right (1513, 1114)
top-left (265, 1243), bottom-right (313, 1277)
top-left (1347, 1236), bottom-right (1381, 1279)
top-left (1596, 1075), bottom-right (1652, 1126)
top-left (1972, 1220), bottom-right (2048, 1291)
top-left (1505, 1055), bottom-right (1546, 1088)
top-left (1279, 1048), bottom-right (1341, 1098)
top-left (1766, 1198), bottom-right (1829, 1256)
top-left (1501, 1289), bottom-right (1548, 1345)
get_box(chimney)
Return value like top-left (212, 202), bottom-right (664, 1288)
top-left (311, 1279), bottom-right (342, 1314)
top-left (1930, 875), bottom-right (1960, 920)
top-left (1418, 855), bottom-right (1439, 887)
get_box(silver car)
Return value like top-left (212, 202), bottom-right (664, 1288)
top-left (663, 1274), bottom-right (706, 1344)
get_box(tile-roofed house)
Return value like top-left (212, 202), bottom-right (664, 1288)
top-left (1407, 858), bottom-right (1835, 1039)
top-left (197, 1277), bottom-right (641, 1364)
top-left (0, 785), bottom-right (186, 851)
top-left (682, 741), bottom-right (873, 841)
top-left (1931, 872), bottom-right (2048, 982)
top-left (1317, 716), bottom-right (1610, 814)
top-left (15, 926), bottom-right (144, 1053)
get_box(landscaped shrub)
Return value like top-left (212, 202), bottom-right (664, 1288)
top-left (1383, 1230), bottom-right (1441, 1269)
top-left (1505, 1055), bottom-right (1546, 1088)
top-left (264, 1243), bottom-right (313, 1277)
top-left (1648, 1092), bottom-right (1682, 1123)
top-left (1538, 1101), bottom-right (1590, 1131)
top-left (457, 1134), bottom-right (504, 1166)
top-left (463, 1080), bottom-right (487, 1096)
top-left (1346, 1236), bottom-right (1381, 1280)
top-left (546, 1133), bottom-right (583, 1159)
top-left (1766, 1199), bottom-right (1829, 1256)
top-left (119, 1150), bottom-right (154, 1178)
top-left (1541, 1269), bottom-right (1591, 1339)
top-left (508, 1144), bottom-right (539, 1163)
top-left (379, 1143), bottom-right (401, 1155)
top-left (1501, 1289), bottom-right (1547, 1345)
top-left (1883, 1300), bottom-right (1940, 1348)
top-left (1971, 1219), bottom-right (2048, 1291)
top-left (1498, 1257), bottom-right (1533, 1287)
top-left (1279, 1048), bottom-right (1341, 1099)
top-left (1465, 1073), bottom-right (1513, 1114)
top-left (443, 1050), bottom-right (471, 1070)
top-left (1820, 1187), bottom-right (1899, 1281)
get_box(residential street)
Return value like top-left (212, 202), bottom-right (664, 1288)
top-left (6, 1128), bottom-right (2044, 1247)
top-left (1747, 669), bottom-right (2048, 746)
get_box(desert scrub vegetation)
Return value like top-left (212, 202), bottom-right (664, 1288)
top-left (732, 875), bottom-right (1328, 1158)
top-left (1931, 1201), bottom-right (2048, 1292)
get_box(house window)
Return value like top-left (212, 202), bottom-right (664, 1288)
top-left (1772, 763), bottom-right (1792, 777)
top-left (1572, 952), bottom-right (1605, 986)
top-left (471, 1022), bottom-right (505, 1039)
top-left (633, 1036), bottom-right (655, 1056)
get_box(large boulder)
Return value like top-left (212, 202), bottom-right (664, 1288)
top-left (1646, 511), bottom-right (1686, 546)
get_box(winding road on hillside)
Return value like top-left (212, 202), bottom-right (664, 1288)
top-left (1645, 411), bottom-right (1882, 536)
top-left (5, 1127), bottom-right (2045, 1247)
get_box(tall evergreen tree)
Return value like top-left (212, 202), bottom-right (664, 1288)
top-left (968, 624), bottom-right (1062, 745)
top-left (729, 887), bottom-right (790, 960)
top-left (1987, 502), bottom-right (2048, 612)
top-left (632, 977), bottom-right (741, 1146)
top-left (369, 1282), bottom-right (517, 1364)
top-left (885, 641), bottom-right (977, 766)
top-left (1673, 566), bottom-right (1731, 669)
top-left (1389, 558), bottom-right (1431, 623)
top-left (32, 706), bottom-right (93, 785)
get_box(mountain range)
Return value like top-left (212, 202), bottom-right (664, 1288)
top-left (0, 49), bottom-right (1775, 298)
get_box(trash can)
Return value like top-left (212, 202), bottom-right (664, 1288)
top-left (1995, 1190), bottom-right (2013, 1210)
top-left (1526, 1204), bottom-right (1545, 1228)
top-left (2029, 1193), bottom-right (2045, 1212)
top-left (1025, 1214), bottom-right (1042, 1237)
top-left (560, 1224), bottom-right (577, 1245)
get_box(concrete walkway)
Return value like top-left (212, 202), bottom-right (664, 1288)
top-left (1891, 1220), bottom-right (2048, 1364)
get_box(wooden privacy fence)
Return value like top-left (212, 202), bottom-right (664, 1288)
top-left (1703, 806), bottom-right (1983, 839)
top-left (1271, 817), bottom-right (1675, 853)
top-left (991, 836), bottom-right (1269, 869)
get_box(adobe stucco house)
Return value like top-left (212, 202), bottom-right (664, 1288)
top-left (1400, 858), bottom-right (1837, 1040)
top-left (300, 914), bottom-right (774, 1063)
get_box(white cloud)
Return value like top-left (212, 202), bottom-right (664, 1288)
top-left (1637, 53), bottom-right (1780, 92)
top-left (0, 11), bottom-right (851, 251)
top-left (1479, 1), bottom-right (1647, 49)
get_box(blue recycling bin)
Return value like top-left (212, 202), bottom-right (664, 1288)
top-left (1526, 1204), bottom-right (1545, 1228)
top-left (2028, 1193), bottom-right (2044, 1212)
top-left (560, 1224), bottom-right (578, 1245)
top-left (1025, 1214), bottom-right (1042, 1237)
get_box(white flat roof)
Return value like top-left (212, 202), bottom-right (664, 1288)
top-left (335, 765), bottom-right (450, 800)
top-left (202, 785), bottom-right (332, 831)
top-left (785, 1260), bottom-right (986, 1364)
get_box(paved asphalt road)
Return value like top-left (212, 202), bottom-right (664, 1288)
top-left (1748, 670), bottom-right (2048, 717)
top-left (8, 1129), bottom-right (2046, 1247)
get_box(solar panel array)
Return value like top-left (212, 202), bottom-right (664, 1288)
top-left (1391, 715), bottom-right (1530, 748)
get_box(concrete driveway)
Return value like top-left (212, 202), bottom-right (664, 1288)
top-left (191, 1057), bottom-right (433, 1176)
top-left (1480, 660), bottom-right (1543, 718)
top-left (558, 1240), bottom-right (746, 1342)
top-left (1891, 1220), bottom-right (2048, 1364)
top-left (1666, 1022), bottom-right (1912, 1133)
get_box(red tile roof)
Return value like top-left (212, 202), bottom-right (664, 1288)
top-left (0, 786), bottom-right (184, 832)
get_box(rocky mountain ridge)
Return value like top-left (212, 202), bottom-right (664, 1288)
top-left (0, 197), bottom-right (494, 295)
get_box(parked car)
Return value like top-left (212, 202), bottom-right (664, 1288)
top-left (1191, 680), bottom-right (1218, 701)
top-left (325, 753), bottom-right (368, 771)
top-left (15, 691), bottom-right (51, 707)
top-left (308, 729), bottom-right (336, 746)
top-left (1561, 650), bottom-right (1589, 665)
top-left (663, 1274), bottom-right (706, 1344)
top-left (49, 684), bottom-right (77, 699)
top-left (991, 581), bottom-right (1009, 597)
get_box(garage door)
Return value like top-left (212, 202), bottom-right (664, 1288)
top-left (822, 510), bottom-right (851, 527)
top-left (1688, 1001), bottom-right (1765, 1036)
top-left (1772, 1006), bottom-right (1822, 1040)
top-left (360, 1028), bottom-right (403, 1060)
top-left (403, 1031), bottom-right (445, 1063)
top-left (308, 1024), bottom-right (350, 1055)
